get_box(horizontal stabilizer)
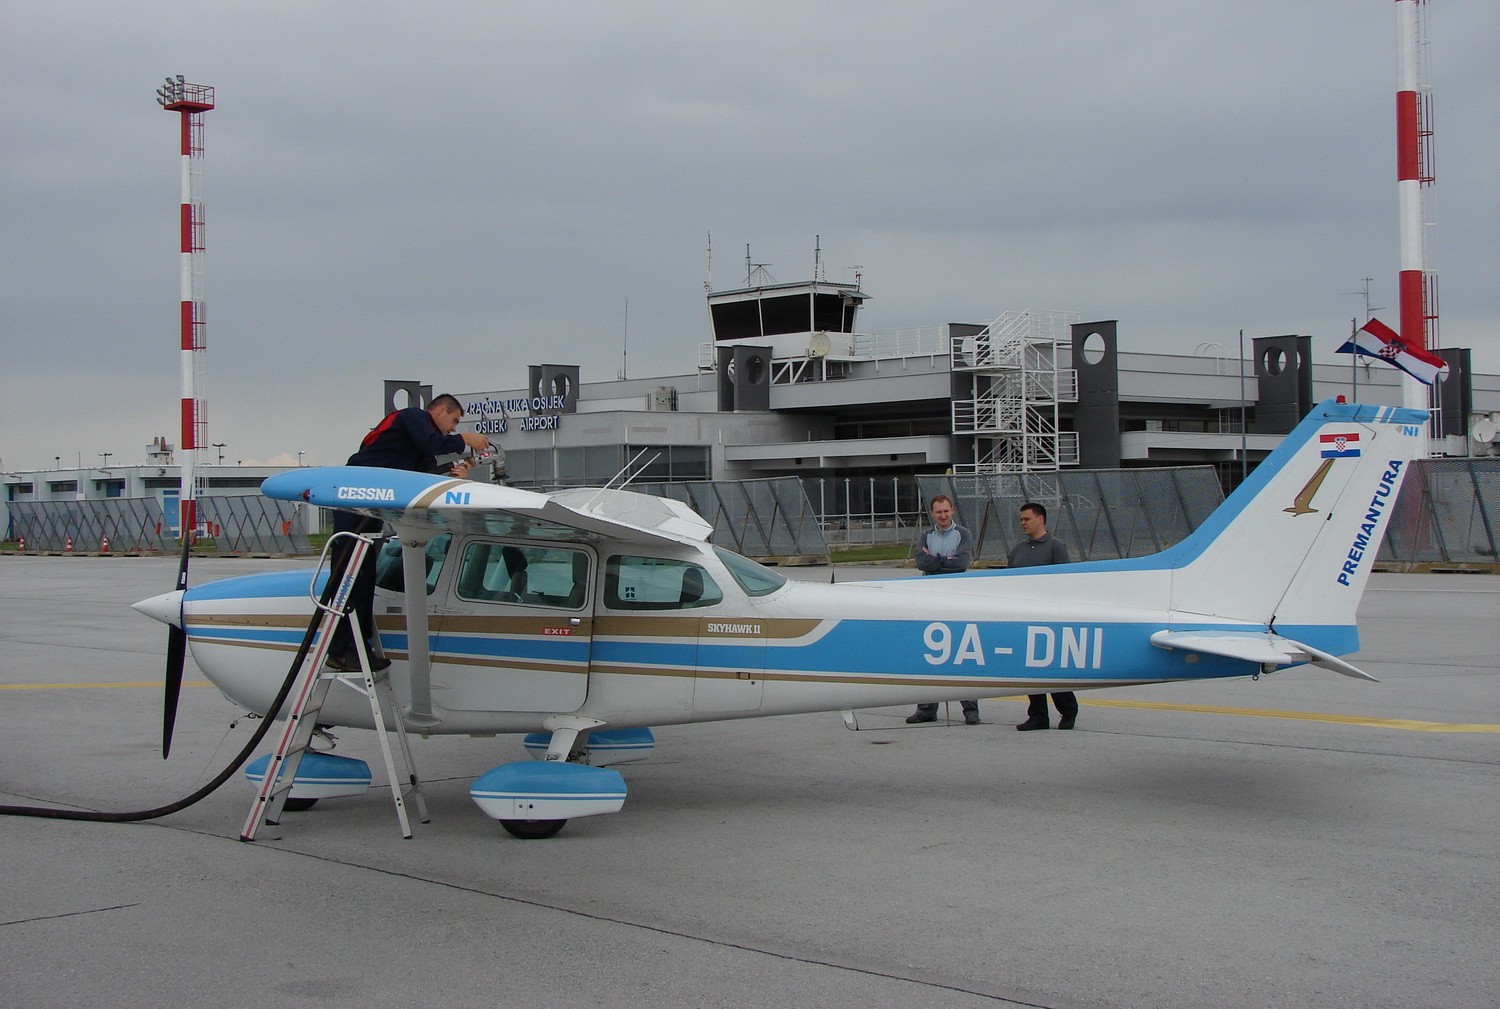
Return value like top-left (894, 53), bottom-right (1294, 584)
top-left (1150, 630), bottom-right (1378, 682)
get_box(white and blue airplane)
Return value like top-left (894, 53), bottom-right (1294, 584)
top-left (133, 400), bottom-right (1426, 838)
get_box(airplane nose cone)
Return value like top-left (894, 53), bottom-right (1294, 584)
top-left (132, 589), bottom-right (185, 629)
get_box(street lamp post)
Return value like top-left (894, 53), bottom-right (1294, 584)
top-left (297, 451), bottom-right (305, 467)
top-left (98, 452), bottom-right (112, 470)
top-left (212, 442), bottom-right (226, 465)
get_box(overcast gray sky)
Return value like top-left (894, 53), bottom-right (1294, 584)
top-left (3, 0), bottom-right (1495, 471)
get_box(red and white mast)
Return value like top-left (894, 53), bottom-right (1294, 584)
top-left (155, 76), bottom-right (214, 541)
top-left (1395, 1), bottom-right (1436, 416)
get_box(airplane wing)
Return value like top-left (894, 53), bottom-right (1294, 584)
top-left (260, 467), bottom-right (713, 547)
top-left (1149, 630), bottom-right (1378, 681)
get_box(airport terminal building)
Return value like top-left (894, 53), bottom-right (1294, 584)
top-left (426, 277), bottom-right (1497, 506)
top-left (6, 275), bottom-right (1496, 543)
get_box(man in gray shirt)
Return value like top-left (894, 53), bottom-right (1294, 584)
top-left (906, 495), bottom-right (980, 724)
top-left (1008, 502), bottom-right (1079, 730)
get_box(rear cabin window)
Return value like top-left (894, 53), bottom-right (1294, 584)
top-left (604, 555), bottom-right (723, 610)
top-left (454, 542), bottom-right (591, 609)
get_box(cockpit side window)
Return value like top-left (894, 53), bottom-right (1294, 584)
top-left (372, 533), bottom-right (451, 595)
top-left (454, 542), bottom-right (591, 609)
top-left (603, 555), bottom-right (723, 610)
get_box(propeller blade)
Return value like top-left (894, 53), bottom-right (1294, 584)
top-left (162, 624), bottom-right (186, 758)
top-left (161, 535), bottom-right (191, 759)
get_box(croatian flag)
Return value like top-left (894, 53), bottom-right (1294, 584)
top-left (1336, 318), bottom-right (1449, 385)
top-left (1320, 433), bottom-right (1361, 458)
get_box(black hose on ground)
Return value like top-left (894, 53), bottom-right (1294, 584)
top-left (0, 525), bottom-right (369, 823)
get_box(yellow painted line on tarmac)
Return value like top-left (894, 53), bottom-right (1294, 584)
top-left (7, 683), bottom-right (1494, 733)
top-left (993, 694), bottom-right (1498, 733)
top-left (0, 681), bottom-right (212, 690)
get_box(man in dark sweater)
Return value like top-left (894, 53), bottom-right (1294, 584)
top-left (1007, 502), bottom-right (1078, 731)
top-left (327, 394), bottom-right (489, 670)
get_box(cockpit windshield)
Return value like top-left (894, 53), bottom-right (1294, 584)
top-left (713, 546), bottom-right (786, 597)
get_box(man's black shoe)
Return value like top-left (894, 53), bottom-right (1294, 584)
top-left (906, 712), bottom-right (937, 724)
top-left (1015, 718), bottom-right (1050, 731)
top-left (964, 712), bottom-right (982, 725)
top-left (326, 653), bottom-right (392, 672)
top-left (1056, 715), bottom-right (1077, 730)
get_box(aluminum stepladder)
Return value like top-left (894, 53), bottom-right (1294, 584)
top-left (240, 529), bottom-right (429, 841)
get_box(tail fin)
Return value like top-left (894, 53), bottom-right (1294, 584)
top-left (1160, 401), bottom-right (1427, 633)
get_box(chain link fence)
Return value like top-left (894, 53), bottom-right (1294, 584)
top-left (9, 496), bottom-right (309, 554)
top-left (917, 459), bottom-right (1499, 567)
top-left (636, 477), bottom-right (828, 560)
top-left (918, 466), bottom-right (1224, 564)
top-left (7, 459), bottom-right (1495, 566)
top-left (1380, 459), bottom-right (1499, 565)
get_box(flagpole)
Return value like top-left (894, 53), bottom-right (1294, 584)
top-left (1350, 318), bottom-right (1358, 402)
top-left (1238, 328), bottom-right (1247, 483)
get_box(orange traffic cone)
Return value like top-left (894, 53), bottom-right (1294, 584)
top-left (100, 534), bottom-right (111, 552)
top-left (16, 535), bottom-right (24, 551)
top-left (65, 536), bottom-right (74, 552)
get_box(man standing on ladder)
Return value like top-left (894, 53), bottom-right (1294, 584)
top-left (326, 394), bottom-right (489, 671)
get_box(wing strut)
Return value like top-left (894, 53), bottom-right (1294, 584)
top-left (401, 538), bottom-right (442, 727)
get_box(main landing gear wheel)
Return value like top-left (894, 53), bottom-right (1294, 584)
top-left (499, 818), bottom-right (567, 840)
top-left (282, 797), bottom-right (319, 812)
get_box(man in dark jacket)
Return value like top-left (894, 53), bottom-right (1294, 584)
top-left (906, 495), bottom-right (981, 725)
top-left (327, 394), bottom-right (488, 670)
top-left (1008, 502), bottom-right (1078, 730)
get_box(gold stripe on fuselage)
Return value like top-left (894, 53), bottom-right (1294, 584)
top-left (190, 610), bottom-right (830, 641)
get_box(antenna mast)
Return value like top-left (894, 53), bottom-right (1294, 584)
top-left (1395, 0), bottom-right (1437, 420)
top-left (155, 75), bottom-right (214, 544)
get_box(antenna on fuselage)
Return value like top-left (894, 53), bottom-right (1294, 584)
top-left (602, 448), bottom-right (655, 490)
top-left (578, 448), bottom-right (664, 511)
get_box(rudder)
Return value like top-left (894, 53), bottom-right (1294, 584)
top-left (1164, 402), bottom-right (1427, 636)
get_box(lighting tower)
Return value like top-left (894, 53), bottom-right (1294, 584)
top-left (1395, 1), bottom-right (1436, 416)
top-left (155, 75), bottom-right (214, 541)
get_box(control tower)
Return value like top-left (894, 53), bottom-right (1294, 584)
top-left (706, 252), bottom-right (869, 361)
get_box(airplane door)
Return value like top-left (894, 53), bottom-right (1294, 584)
top-left (431, 541), bottom-right (594, 713)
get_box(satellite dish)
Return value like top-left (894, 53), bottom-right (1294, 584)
top-left (807, 332), bottom-right (831, 358)
top-left (1471, 416), bottom-right (1499, 443)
